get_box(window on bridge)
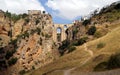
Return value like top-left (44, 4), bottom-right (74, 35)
top-left (64, 25), bottom-right (67, 30)
top-left (57, 27), bottom-right (62, 42)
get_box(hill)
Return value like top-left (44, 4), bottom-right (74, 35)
top-left (25, 21), bottom-right (120, 75)
top-left (25, 1), bottom-right (120, 75)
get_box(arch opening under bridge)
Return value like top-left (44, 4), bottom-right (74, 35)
top-left (52, 24), bottom-right (73, 43)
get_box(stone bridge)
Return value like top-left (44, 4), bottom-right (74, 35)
top-left (52, 24), bottom-right (73, 43)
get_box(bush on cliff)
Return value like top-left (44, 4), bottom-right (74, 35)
top-left (88, 26), bottom-right (96, 35)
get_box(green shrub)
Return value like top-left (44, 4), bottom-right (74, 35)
top-left (97, 42), bottom-right (105, 49)
top-left (45, 34), bottom-right (51, 38)
top-left (68, 46), bottom-right (76, 53)
top-left (23, 31), bottom-right (29, 38)
top-left (41, 32), bottom-right (44, 36)
top-left (78, 38), bottom-right (86, 45)
top-left (8, 57), bottom-right (18, 66)
top-left (73, 29), bottom-right (78, 35)
top-left (5, 11), bottom-right (11, 18)
top-left (94, 31), bottom-right (102, 38)
top-left (10, 39), bottom-right (17, 45)
top-left (59, 40), bottom-right (70, 50)
top-left (94, 62), bottom-right (108, 71)
top-left (25, 18), bottom-right (30, 23)
top-left (36, 19), bottom-right (40, 25)
top-left (107, 53), bottom-right (120, 69)
top-left (5, 51), bottom-right (13, 59)
top-left (73, 37), bottom-right (87, 46)
top-left (114, 3), bottom-right (120, 9)
top-left (17, 34), bottom-right (23, 39)
top-left (17, 31), bottom-right (29, 39)
top-left (19, 70), bottom-right (26, 75)
top-left (38, 38), bottom-right (42, 45)
top-left (88, 26), bottom-right (96, 35)
top-left (72, 41), bottom-right (78, 46)
top-left (5, 49), bottom-right (16, 59)
top-left (58, 40), bottom-right (70, 55)
top-left (21, 13), bottom-right (28, 18)
top-left (5, 11), bottom-right (21, 22)
top-left (82, 19), bottom-right (91, 26)
top-left (72, 28), bottom-right (78, 39)
top-left (36, 28), bottom-right (41, 35)
top-left (94, 53), bottom-right (120, 71)
top-left (30, 28), bottom-right (41, 35)
top-left (11, 14), bottom-right (21, 23)
top-left (30, 29), bottom-right (36, 35)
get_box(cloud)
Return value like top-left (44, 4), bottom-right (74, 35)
top-left (0, 0), bottom-right (45, 14)
top-left (46, 0), bottom-right (120, 20)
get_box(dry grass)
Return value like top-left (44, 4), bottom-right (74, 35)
top-left (25, 23), bottom-right (120, 75)
top-left (95, 21), bottom-right (120, 38)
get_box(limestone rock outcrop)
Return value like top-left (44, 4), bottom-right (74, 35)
top-left (66, 21), bottom-right (86, 42)
top-left (0, 10), bottom-right (58, 75)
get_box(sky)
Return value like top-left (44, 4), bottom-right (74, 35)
top-left (0, 0), bottom-right (119, 24)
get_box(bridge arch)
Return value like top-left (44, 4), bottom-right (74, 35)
top-left (52, 24), bottom-right (73, 43)
top-left (64, 25), bottom-right (67, 30)
top-left (57, 27), bottom-right (62, 42)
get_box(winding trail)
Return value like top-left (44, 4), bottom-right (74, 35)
top-left (84, 43), bottom-right (93, 57)
top-left (80, 43), bottom-right (94, 65)
top-left (63, 43), bottom-right (94, 75)
top-left (64, 68), bottom-right (76, 75)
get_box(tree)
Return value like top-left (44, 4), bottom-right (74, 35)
top-left (114, 3), bottom-right (120, 9)
top-left (5, 10), bottom-right (11, 18)
top-left (108, 53), bottom-right (120, 69)
top-left (88, 26), bottom-right (96, 35)
top-left (8, 57), bottom-right (18, 66)
top-left (21, 13), bottom-right (28, 18)
top-left (82, 19), bottom-right (91, 26)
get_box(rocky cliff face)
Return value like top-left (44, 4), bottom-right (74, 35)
top-left (66, 21), bottom-right (86, 42)
top-left (0, 10), bottom-right (58, 75)
top-left (0, 11), bottom-right (11, 47)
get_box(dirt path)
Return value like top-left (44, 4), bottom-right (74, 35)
top-left (72, 69), bottom-right (120, 75)
top-left (63, 43), bottom-right (94, 75)
top-left (64, 68), bottom-right (76, 75)
top-left (84, 43), bottom-right (93, 57)
top-left (81, 43), bottom-right (93, 65)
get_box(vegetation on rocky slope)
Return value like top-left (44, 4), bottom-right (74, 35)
top-left (26, 21), bottom-right (120, 75)
top-left (60, 1), bottom-right (120, 55)
top-left (0, 9), bottom-right (55, 75)
top-left (92, 1), bottom-right (120, 23)
top-left (5, 11), bottom-right (28, 23)
top-left (25, 1), bottom-right (120, 75)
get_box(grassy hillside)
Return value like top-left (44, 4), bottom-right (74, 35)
top-left (25, 22), bottom-right (120, 75)
top-left (92, 2), bottom-right (120, 23)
